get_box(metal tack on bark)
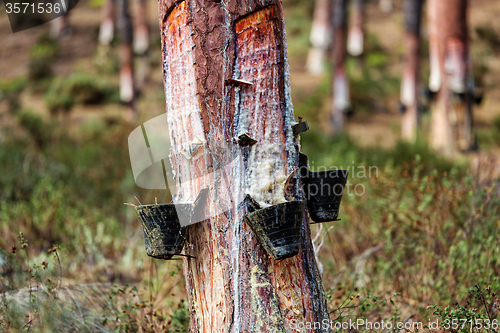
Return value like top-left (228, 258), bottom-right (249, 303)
top-left (243, 196), bottom-right (304, 261)
top-left (292, 120), bottom-right (309, 135)
top-left (237, 133), bottom-right (257, 146)
top-left (225, 78), bottom-right (254, 86)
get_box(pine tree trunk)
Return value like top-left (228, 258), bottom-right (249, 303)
top-left (347, 0), bottom-right (364, 57)
top-left (401, 0), bottom-right (423, 141)
top-left (118, 0), bottom-right (136, 118)
top-left (307, 0), bottom-right (331, 75)
top-left (158, 0), bottom-right (331, 331)
top-left (427, 0), bottom-right (468, 155)
top-left (99, 0), bottom-right (115, 45)
top-left (331, 0), bottom-right (349, 132)
top-left (134, 0), bottom-right (149, 55)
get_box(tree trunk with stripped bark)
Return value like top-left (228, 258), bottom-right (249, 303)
top-left (134, 0), bottom-right (149, 55)
top-left (347, 0), bottom-right (364, 57)
top-left (307, 0), bottom-right (331, 75)
top-left (331, 0), bottom-right (350, 132)
top-left (400, 0), bottom-right (423, 141)
top-left (427, 0), bottom-right (469, 155)
top-left (118, 0), bottom-right (136, 118)
top-left (158, 0), bottom-right (331, 331)
top-left (99, 0), bottom-right (115, 45)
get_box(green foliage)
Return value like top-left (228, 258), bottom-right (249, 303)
top-left (28, 34), bottom-right (59, 81)
top-left (0, 77), bottom-right (27, 113)
top-left (428, 285), bottom-right (499, 333)
top-left (44, 72), bottom-right (119, 114)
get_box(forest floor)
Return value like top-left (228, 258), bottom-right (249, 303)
top-left (1, 0), bottom-right (500, 332)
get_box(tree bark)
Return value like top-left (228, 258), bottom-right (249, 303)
top-left (331, 0), bottom-right (350, 132)
top-left (118, 0), bottom-right (136, 118)
top-left (158, 0), bottom-right (331, 331)
top-left (306, 0), bottom-right (331, 75)
top-left (347, 0), bottom-right (364, 57)
top-left (400, 0), bottom-right (423, 141)
top-left (427, 0), bottom-right (469, 155)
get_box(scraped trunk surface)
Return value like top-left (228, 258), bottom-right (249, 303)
top-left (158, 0), bottom-right (331, 331)
top-left (427, 0), bottom-right (469, 155)
top-left (401, 0), bottom-right (423, 141)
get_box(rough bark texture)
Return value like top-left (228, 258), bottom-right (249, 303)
top-left (158, 0), bottom-right (331, 331)
top-left (401, 0), bottom-right (423, 141)
top-left (331, 0), bottom-right (349, 132)
top-left (306, 0), bottom-right (331, 75)
top-left (427, 0), bottom-right (469, 155)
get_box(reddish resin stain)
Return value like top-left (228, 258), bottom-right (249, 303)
top-left (235, 5), bottom-right (287, 160)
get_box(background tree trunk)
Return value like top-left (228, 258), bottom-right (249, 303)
top-left (134, 0), bottom-right (150, 90)
top-left (134, 0), bottom-right (149, 55)
top-left (118, 0), bottom-right (136, 118)
top-left (379, 0), bottom-right (393, 13)
top-left (158, 0), bottom-right (331, 331)
top-left (331, 0), bottom-right (350, 132)
top-left (400, 0), bottom-right (423, 141)
top-left (307, 0), bottom-right (332, 75)
top-left (427, 0), bottom-right (469, 155)
top-left (99, 0), bottom-right (115, 45)
top-left (50, 14), bottom-right (71, 39)
top-left (347, 0), bottom-right (364, 57)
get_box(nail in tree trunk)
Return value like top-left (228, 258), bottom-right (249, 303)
top-left (158, 0), bottom-right (331, 331)
top-left (331, 0), bottom-right (350, 132)
top-left (99, 0), bottom-right (115, 45)
top-left (427, 0), bottom-right (469, 155)
top-left (347, 0), bottom-right (364, 57)
top-left (118, 0), bottom-right (136, 118)
top-left (400, 0), bottom-right (423, 141)
top-left (307, 0), bottom-right (332, 75)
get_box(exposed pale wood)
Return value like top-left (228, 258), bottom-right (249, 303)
top-left (158, 0), bottom-right (331, 331)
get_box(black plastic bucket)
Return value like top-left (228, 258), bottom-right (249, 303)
top-left (244, 200), bottom-right (304, 260)
top-left (135, 204), bottom-right (191, 260)
top-left (302, 169), bottom-right (348, 222)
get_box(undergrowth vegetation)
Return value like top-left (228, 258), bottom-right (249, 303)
top-left (1, 0), bottom-right (499, 332)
